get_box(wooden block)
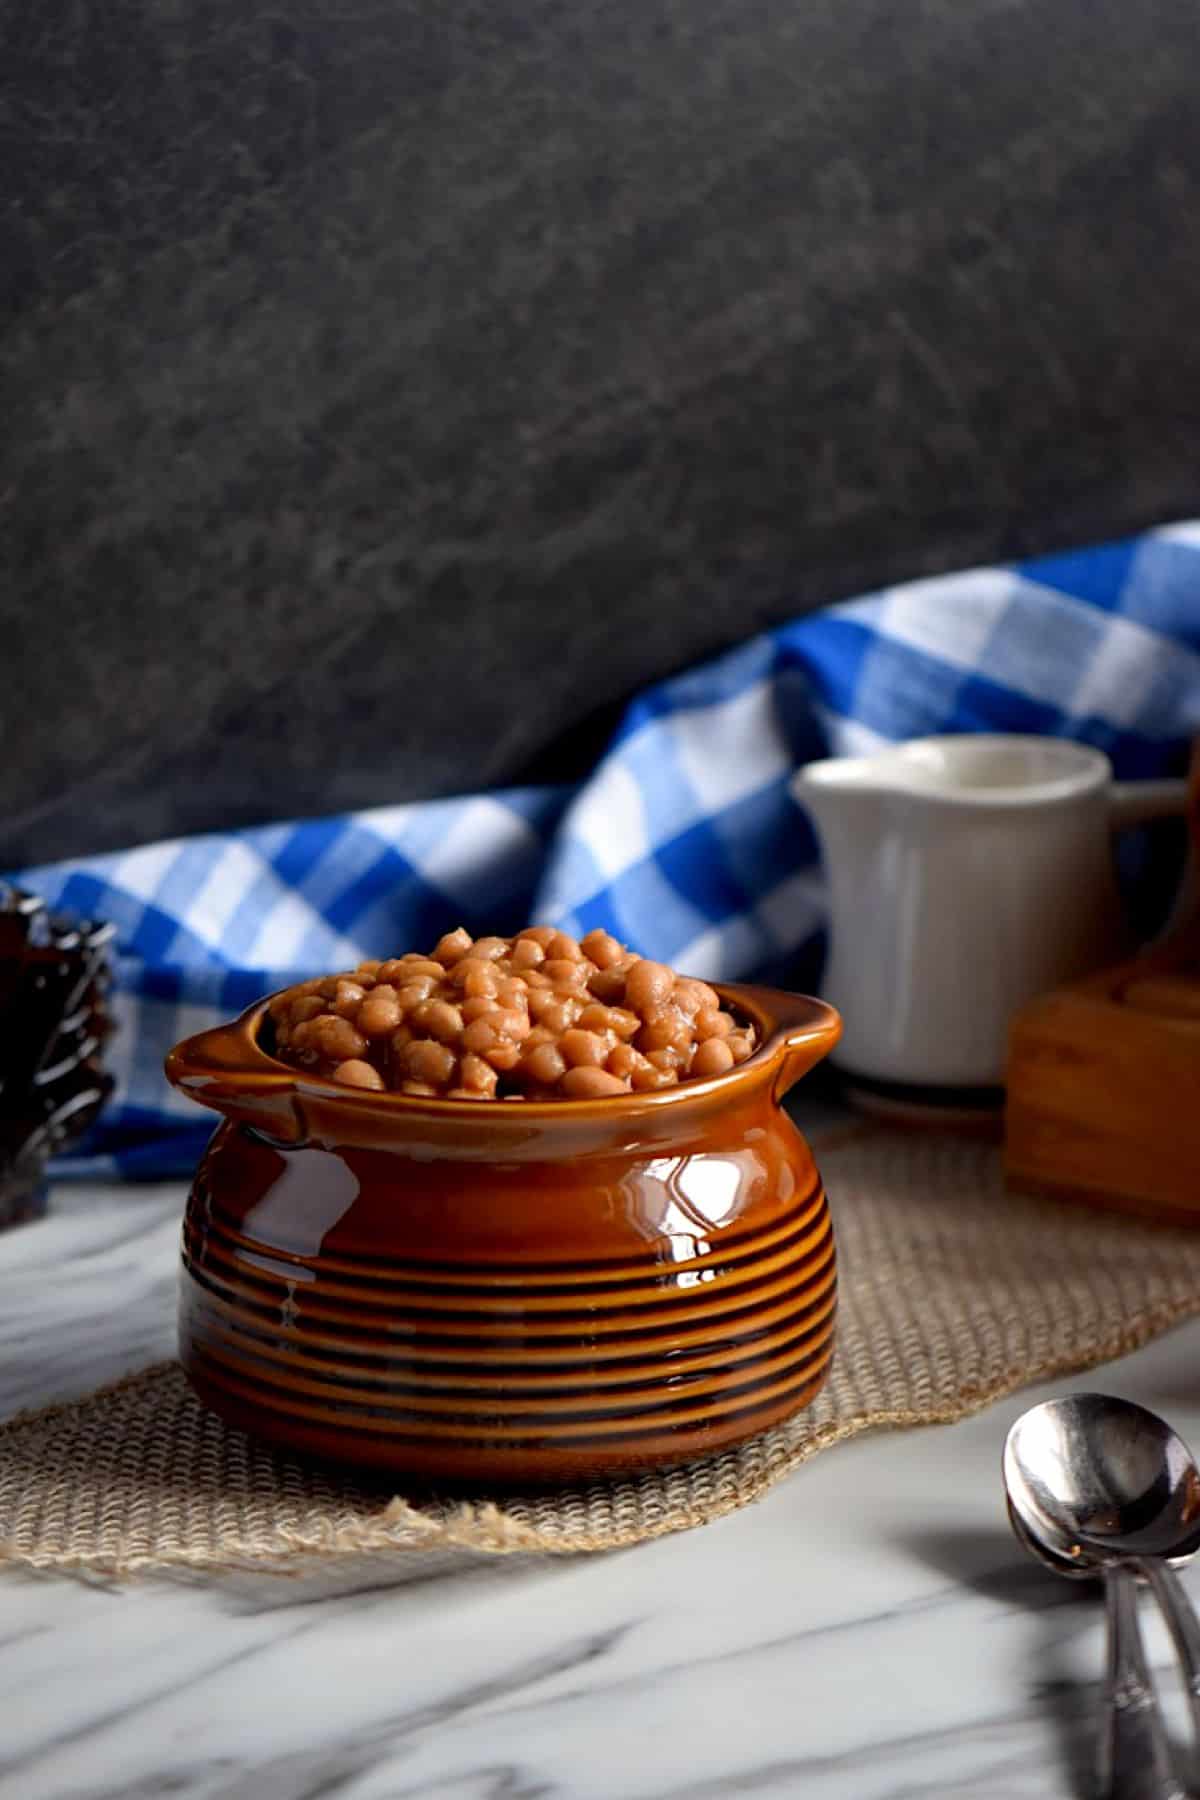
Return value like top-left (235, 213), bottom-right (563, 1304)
top-left (1004, 953), bottom-right (1200, 1221)
top-left (1007, 739), bottom-right (1200, 1219)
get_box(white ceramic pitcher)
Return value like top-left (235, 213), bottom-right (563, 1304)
top-left (791, 734), bottom-right (1188, 1091)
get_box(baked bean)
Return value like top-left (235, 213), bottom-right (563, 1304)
top-left (270, 930), bottom-right (757, 1100)
top-left (332, 1058), bottom-right (386, 1090)
top-left (580, 929), bottom-right (624, 969)
top-left (459, 1053), bottom-right (499, 1097)
top-left (606, 1043), bottom-right (650, 1079)
top-left (674, 978), bottom-right (719, 1017)
top-left (559, 1029), bottom-right (608, 1068)
top-left (307, 1015), bottom-right (367, 1063)
top-left (606, 1006), bottom-right (641, 1040)
top-left (576, 1002), bottom-right (610, 1034)
top-left (451, 961), bottom-right (499, 998)
top-left (630, 1062), bottom-right (677, 1090)
top-left (624, 959), bottom-right (675, 1013)
top-left (577, 1001), bottom-right (638, 1040)
top-left (469, 935), bottom-right (510, 962)
top-left (519, 1042), bottom-right (567, 1086)
top-left (377, 958), bottom-right (416, 984)
top-left (586, 968), bottom-right (627, 1004)
top-left (415, 999), bottom-right (464, 1044)
top-left (461, 1016), bottom-right (502, 1055)
top-left (694, 1007), bottom-right (735, 1040)
top-left (432, 929), bottom-right (473, 966)
top-left (395, 976), bottom-right (437, 1009)
top-left (561, 1065), bottom-right (627, 1098)
top-left (401, 1039), bottom-right (457, 1086)
top-left (357, 989), bottom-right (403, 1037)
top-left (539, 998), bottom-right (582, 1035)
top-left (288, 994), bottom-right (326, 1026)
top-left (636, 1010), bottom-right (691, 1054)
top-left (542, 958), bottom-right (590, 991)
top-left (690, 1037), bottom-right (734, 1078)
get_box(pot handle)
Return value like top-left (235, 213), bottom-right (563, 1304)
top-left (719, 983), bottom-right (842, 1103)
top-left (164, 1009), bottom-right (306, 1141)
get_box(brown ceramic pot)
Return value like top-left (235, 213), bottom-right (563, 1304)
top-left (166, 983), bottom-right (841, 1482)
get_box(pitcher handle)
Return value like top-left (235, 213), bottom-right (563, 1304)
top-left (1109, 778), bottom-right (1189, 830)
top-left (1112, 743), bottom-right (1200, 949)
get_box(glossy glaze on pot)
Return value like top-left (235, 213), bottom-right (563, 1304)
top-left (167, 983), bottom-right (841, 1481)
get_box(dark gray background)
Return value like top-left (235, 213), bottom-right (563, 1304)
top-left (4, 0), bottom-right (1199, 866)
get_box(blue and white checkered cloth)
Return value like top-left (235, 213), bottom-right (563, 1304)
top-left (11, 523), bottom-right (1200, 1179)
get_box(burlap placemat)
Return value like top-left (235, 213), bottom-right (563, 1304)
top-left (5, 1128), bottom-right (1200, 1579)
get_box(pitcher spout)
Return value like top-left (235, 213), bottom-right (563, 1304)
top-left (791, 753), bottom-right (898, 811)
top-left (790, 756), bottom-right (898, 880)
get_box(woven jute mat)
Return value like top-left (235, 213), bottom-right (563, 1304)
top-left (5, 1128), bottom-right (1200, 1579)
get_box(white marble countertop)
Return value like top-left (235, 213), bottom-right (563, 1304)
top-left (5, 1169), bottom-right (1200, 1800)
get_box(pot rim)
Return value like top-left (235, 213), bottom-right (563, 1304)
top-left (165, 981), bottom-right (840, 1123)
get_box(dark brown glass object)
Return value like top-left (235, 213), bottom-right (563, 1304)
top-left (0, 887), bottom-right (114, 1229)
top-left (166, 983), bottom-right (841, 1481)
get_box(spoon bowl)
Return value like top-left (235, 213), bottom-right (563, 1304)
top-left (1007, 1498), bottom-right (1094, 1579)
top-left (1004, 1393), bottom-right (1200, 1566)
top-left (1004, 1393), bottom-right (1200, 1800)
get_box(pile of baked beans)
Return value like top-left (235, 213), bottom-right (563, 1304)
top-left (267, 927), bottom-right (757, 1100)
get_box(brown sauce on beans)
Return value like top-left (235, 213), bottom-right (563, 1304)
top-left (267, 928), bottom-right (758, 1100)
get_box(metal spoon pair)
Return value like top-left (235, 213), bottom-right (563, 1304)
top-left (1005, 1394), bottom-right (1200, 1800)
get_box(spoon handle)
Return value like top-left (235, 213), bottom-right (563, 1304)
top-left (1138, 1558), bottom-right (1200, 1749)
top-left (1100, 1564), bottom-right (1184, 1800)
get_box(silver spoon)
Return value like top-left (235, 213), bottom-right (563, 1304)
top-left (1004, 1393), bottom-right (1200, 1800)
top-left (1005, 1395), bottom-right (1200, 1697)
